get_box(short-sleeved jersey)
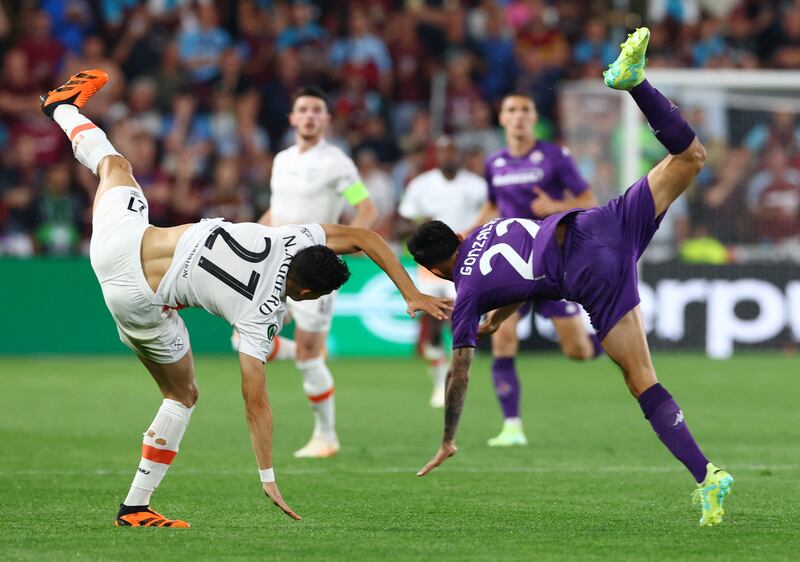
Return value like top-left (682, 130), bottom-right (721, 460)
top-left (153, 219), bottom-right (326, 361)
top-left (485, 141), bottom-right (589, 220)
top-left (269, 139), bottom-right (369, 226)
top-left (450, 211), bottom-right (579, 349)
top-left (398, 169), bottom-right (487, 233)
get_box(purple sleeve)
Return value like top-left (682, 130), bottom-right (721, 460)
top-left (485, 160), bottom-right (497, 204)
top-left (451, 290), bottom-right (480, 349)
top-left (556, 147), bottom-right (589, 195)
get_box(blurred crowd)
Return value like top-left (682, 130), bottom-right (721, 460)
top-left (1, 0), bottom-right (799, 258)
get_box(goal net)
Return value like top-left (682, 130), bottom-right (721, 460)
top-left (556, 70), bottom-right (800, 358)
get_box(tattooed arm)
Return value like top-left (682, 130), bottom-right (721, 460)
top-left (417, 347), bottom-right (475, 476)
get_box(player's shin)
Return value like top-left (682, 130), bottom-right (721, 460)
top-left (123, 399), bottom-right (194, 507)
top-left (629, 80), bottom-right (696, 155)
top-left (52, 105), bottom-right (120, 174)
top-left (638, 383), bottom-right (709, 483)
top-left (492, 357), bottom-right (521, 420)
top-left (297, 357), bottom-right (336, 441)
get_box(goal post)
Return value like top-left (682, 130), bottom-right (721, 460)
top-left (558, 70), bottom-right (800, 358)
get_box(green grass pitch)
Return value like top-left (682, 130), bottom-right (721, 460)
top-left (1, 353), bottom-right (798, 561)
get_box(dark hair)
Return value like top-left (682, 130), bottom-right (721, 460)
top-left (292, 86), bottom-right (330, 112)
top-left (287, 245), bottom-right (350, 293)
top-left (500, 91), bottom-right (536, 106)
top-left (407, 220), bottom-right (460, 269)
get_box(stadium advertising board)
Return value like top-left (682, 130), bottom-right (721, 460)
top-left (517, 263), bottom-right (800, 358)
top-left (0, 257), bottom-right (420, 357)
top-left (2, 259), bottom-right (796, 357)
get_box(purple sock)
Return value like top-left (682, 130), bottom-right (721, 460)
top-left (629, 80), bottom-right (696, 155)
top-left (590, 333), bottom-right (604, 358)
top-left (492, 357), bottom-right (520, 419)
top-left (638, 383), bottom-right (709, 483)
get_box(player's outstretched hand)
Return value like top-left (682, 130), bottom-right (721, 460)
top-left (406, 293), bottom-right (453, 320)
top-left (417, 441), bottom-right (457, 477)
top-left (263, 482), bottom-right (302, 521)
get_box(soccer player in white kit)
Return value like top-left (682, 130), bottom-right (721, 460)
top-left (398, 137), bottom-right (486, 407)
top-left (40, 70), bottom-right (450, 526)
top-left (259, 87), bottom-right (378, 458)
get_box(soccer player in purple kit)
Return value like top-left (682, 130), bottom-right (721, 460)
top-left (470, 91), bottom-right (602, 447)
top-left (412, 28), bottom-right (734, 527)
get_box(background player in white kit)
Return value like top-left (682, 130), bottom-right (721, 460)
top-left (40, 70), bottom-right (450, 526)
top-left (397, 137), bottom-right (486, 407)
top-left (258, 87), bottom-right (378, 458)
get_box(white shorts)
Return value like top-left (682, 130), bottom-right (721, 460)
top-left (89, 186), bottom-right (190, 364)
top-left (286, 292), bottom-right (336, 333)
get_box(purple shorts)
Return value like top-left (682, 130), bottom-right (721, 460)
top-left (518, 299), bottom-right (580, 319)
top-left (559, 176), bottom-right (664, 341)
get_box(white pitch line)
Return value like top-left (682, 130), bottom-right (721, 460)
top-left (1, 464), bottom-right (796, 478)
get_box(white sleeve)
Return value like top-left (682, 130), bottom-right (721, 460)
top-left (331, 153), bottom-right (363, 195)
top-left (234, 316), bottom-right (275, 362)
top-left (398, 179), bottom-right (422, 219)
top-left (298, 223), bottom-right (327, 245)
top-left (472, 176), bottom-right (488, 205)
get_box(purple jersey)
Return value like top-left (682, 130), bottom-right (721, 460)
top-left (485, 141), bottom-right (589, 220)
top-left (450, 176), bottom-right (667, 349)
top-left (450, 211), bottom-right (579, 348)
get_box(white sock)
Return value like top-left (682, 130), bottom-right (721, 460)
top-left (504, 417), bottom-right (523, 431)
top-left (296, 357), bottom-right (336, 441)
top-left (428, 357), bottom-right (447, 388)
top-left (53, 105), bottom-right (120, 174)
top-left (268, 336), bottom-right (297, 362)
top-left (123, 399), bottom-right (194, 507)
top-left (422, 343), bottom-right (444, 362)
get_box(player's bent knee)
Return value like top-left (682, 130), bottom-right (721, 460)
top-left (170, 382), bottom-right (199, 408)
top-left (491, 337), bottom-right (517, 357)
top-left (97, 154), bottom-right (131, 175)
top-left (563, 342), bottom-right (593, 361)
top-left (680, 139), bottom-right (707, 173)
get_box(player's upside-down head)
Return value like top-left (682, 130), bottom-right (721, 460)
top-left (286, 245), bottom-right (351, 301)
top-left (407, 220), bottom-right (462, 282)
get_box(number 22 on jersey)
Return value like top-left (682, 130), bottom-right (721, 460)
top-left (479, 218), bottom-right (540, 280)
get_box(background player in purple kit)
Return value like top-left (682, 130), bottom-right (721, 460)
top-left (469, 92), bottom-right (602, 447)
top-left (411, 28), bottom-right (734, 527)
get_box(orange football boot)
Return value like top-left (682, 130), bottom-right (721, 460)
top-left (115, 506), bottom-right (191, 528)
top-left (40, 69), bottom-right (108, 119)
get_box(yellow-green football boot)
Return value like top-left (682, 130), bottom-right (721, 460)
top-left (487, 422), bottom-right (528, 447)
top-left (691, 462), bottom-right (734, 526)
top-left (603, 27), bottom-right (650, 90)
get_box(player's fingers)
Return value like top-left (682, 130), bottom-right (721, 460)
top-left (433, 305), bottom-right (449, 320)
top-left (417, 458), bottom-right (440, 477)
top-left (276, 501), bottom-right (302, 521)
top-left (265, 489), bottom-right (302, 521)
top-left (417, 449), bottom-right (451, 476)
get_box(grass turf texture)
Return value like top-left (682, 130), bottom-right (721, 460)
top-left (1, 354), bottom-right (798, 561)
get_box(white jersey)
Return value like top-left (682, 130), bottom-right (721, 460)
top-left (269, 139), bottom-right (366, 226)
top-left (153, 219), bottom-right (326, 361)
top-left (398, 169), bottom-right (487, 233)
